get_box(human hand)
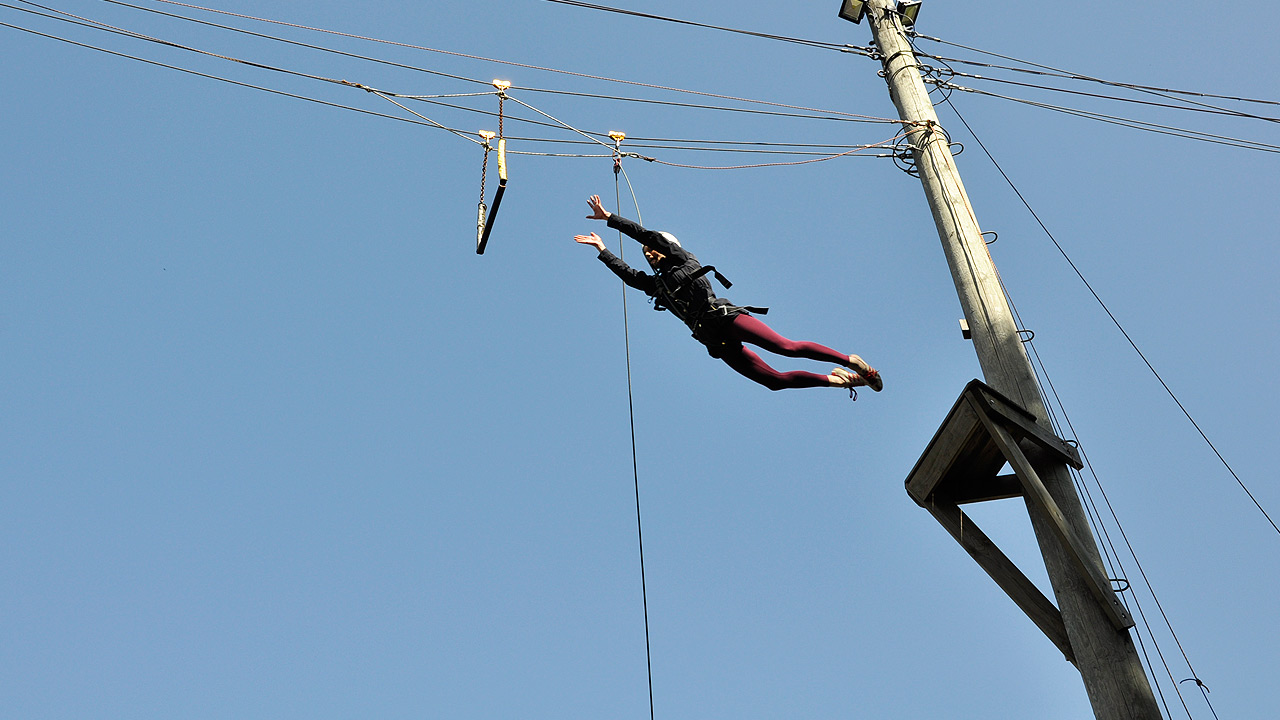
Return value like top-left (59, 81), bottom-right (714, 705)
top-left (574, 232), bottom-right (606, 252)
top-left (585, 195), bottom-right (610, 221)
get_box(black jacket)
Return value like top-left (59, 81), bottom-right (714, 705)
top-left (597, 214), bottom-right (752, 355)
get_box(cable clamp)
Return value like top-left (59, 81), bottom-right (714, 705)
top-left (609, 131), bottom-right (627, 174)
top-left (478, 129), bottom-right (496, 149)
top-left (339, 79), bottom-right (375, 93)
top-left (1179, 678), bottom-right (1211, 692)
top-left (491, 79), bottom-right (512, 97)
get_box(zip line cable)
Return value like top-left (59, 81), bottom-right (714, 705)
top-left (116, 0), bottom-right (1262, 139)
top-left (0, 19), bottom-right (500, 137)
top-left (122, 0), bottom-right (899, 125)
top-left (94, 0), bottom-right (488, 86)
top-left (936, 92), bottom-right (1280, 541)
top-left (94, 0), bottom-right (896, 127)
top-left (898, 47), bottom-right (1280, 153)
top-left (913, 43), bottom-right (1280, 109)
top-left (6, 0), bottom-right (486, 145)
top-left (544, 0), bottom-right (1278, 128)
top-left (12, 0), bottom-right (911, 135)
top-left (0, 16), bottom-right (894, 167)
top-left (643, 132), bottom-right (906, 170)
top-left (354, 92), bottom-right (891, 156)
top-left (611, 153), bottom-right (656, 720)
top-left (506, 92), bottom-right (906, 170)
top-left (1, 6), bottom-right (903, 165)
top-left (929, 80), bottom-right (1280, 154)
top-left (544, 0), bottom-right (847, 52)
top-left (911, 30), bottom-right (1280, 115)
top-left (928, 67), bottom-right (1280, 124)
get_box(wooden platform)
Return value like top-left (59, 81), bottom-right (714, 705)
top-left (904, 380), bottom-right (1133, 664)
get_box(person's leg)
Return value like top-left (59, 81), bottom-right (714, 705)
top-left (719, 344), bottom-right (842, 391)
top-left (726, 314), bottom-right (850, 364)
top-left (727, 314), bottom-right (883, 391)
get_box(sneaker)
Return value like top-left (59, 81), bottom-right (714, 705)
top-left (831, 367), bottom-right (864, 388)
top-left (846, 355), bottom-right (883, 392)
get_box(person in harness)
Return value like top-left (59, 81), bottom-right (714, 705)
top-left (574, 194), bottom-right (882, 394)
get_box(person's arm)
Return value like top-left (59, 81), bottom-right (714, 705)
top-left (585, 195), bottom-right (686, 259)
top-left (574, 232), bottom-right (656, 294)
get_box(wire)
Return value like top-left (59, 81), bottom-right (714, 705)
top-left (936, 80), bottom-right (1280, 154)
top-left (0, 19), bottom-right (498, 138)
top-left (938, 93), bottom-right (1280, 541)
top-left (506, 93), bottom-right (907, 170)
top-left (545, 0), bottom-right (846, 52)
top-left (912, 31), bottom-right (1280, 115)
top-left (4, 4), bottom-right (900, 164)
top-left (931, 50), bottom-right (1280, 107)
top-left (501, 135), bottom-right (895, 156)
top-left (133, 0), bottom-right (899, 124)
top-left (96, 0), bottom-right (896, 126)
top-left (507, 95), bottom-right (634, 154)
top-left (0, 21), bottom-right (894, 169)
top-left (1003, 266), bottom-right (1196, 719)
top-left (95, 0), bottom-right (488, 86)
top-left (643, 133), bottom-right (904, 170)
top-left (99, 0), bottom-right (894, 126)
top-left (611, 155), bottom-right (655, 720)
top-left (518, 85), bottom-right (897, 125)
top-left (936, 68), bottom-right (1280, 124)
top-left (7, 0), bottom-right (487, 144)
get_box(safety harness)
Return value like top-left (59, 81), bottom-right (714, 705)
top-left (650, 261), bottom-right (769, 357)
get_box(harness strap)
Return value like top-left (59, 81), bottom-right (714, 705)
top-left (688, 265), bottom-right (733, 289)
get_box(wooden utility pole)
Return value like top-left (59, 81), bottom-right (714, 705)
top-left (856, 2), bottom-right (1163, 717)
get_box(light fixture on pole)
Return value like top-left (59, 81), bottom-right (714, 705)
top-left (897, 0), bottom-right (922, 26)
top-left (837, 0), bottom-right (865, 24)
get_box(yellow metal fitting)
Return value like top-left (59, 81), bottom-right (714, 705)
top-left (492, 79), bottom-right (512, 92)
top-left (608, 131), bottom-right (626, 143)
top-left (479, 130), bottom-right (496, 141)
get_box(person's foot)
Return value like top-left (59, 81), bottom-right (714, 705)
top-left (830, 367), bottom-right (865, 389)
top-left (846, 355), bottom-right (883, 392)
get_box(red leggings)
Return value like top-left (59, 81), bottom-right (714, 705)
top-left (718, 314), bottom-right (849, 391)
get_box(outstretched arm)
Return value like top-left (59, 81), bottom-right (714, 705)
top-left (585, 194), bottom-right (686, 259)
top-left (574, 232), bottom-right (607, 252)
top-left (574, 231), bottom-right (656, 294)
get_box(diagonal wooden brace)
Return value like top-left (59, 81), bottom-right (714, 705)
top-left (924, 495), bottom-right (1075, 662)
top-left (975, 406), bottom-right (1134, 631)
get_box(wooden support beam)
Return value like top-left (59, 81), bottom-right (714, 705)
top-left (925, 497), bottom-right (1075, 662)
top-left (977, 409), bottom-right (1134, 631)
top-left (969, 386), bottom-right (1083, 471)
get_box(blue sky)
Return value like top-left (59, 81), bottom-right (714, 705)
top-left (3, 1), bottom-right (1278, 718)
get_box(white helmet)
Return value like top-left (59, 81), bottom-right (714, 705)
top-left (657, 231), bottom-right (681, 247)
